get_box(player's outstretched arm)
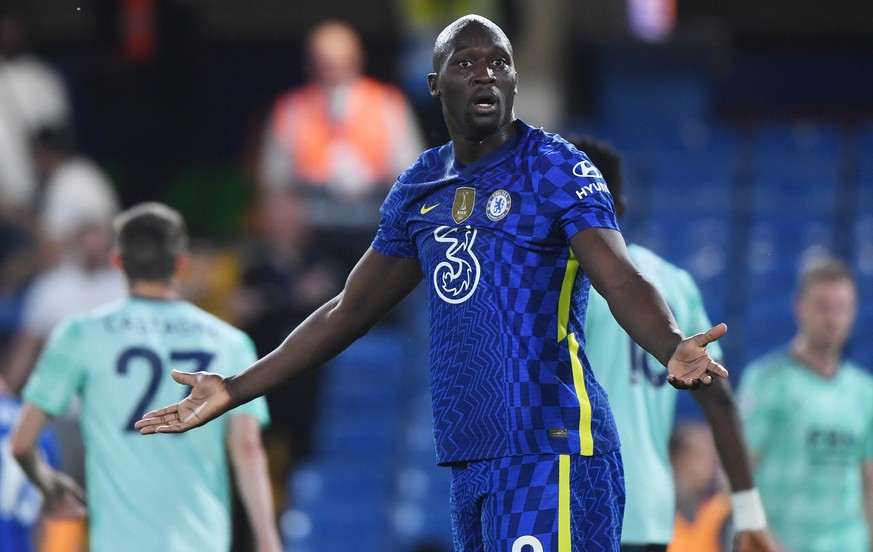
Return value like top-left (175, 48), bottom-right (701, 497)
top-left (11, 403), bottom-right (88, 518)
top-left (572, 228), bottom-right (728, 389)
top-left (135, 370), bottom-right (230, 434)
top-left (136, 248), bottom-right (423, 435)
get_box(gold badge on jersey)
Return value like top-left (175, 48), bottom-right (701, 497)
top-left (452, 187), bottom-right (475, 224)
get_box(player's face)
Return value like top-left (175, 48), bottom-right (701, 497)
top-left (795, 278), bottom-right (857, 353)
top-left (428, 23), bottom-right (517, 142)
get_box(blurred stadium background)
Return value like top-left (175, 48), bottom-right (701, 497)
top-left (3, 0), bottom-right (873, 550)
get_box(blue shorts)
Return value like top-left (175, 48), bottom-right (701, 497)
top-left (449, 451), bottom-right (625, 552)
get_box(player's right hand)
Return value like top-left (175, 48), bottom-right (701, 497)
top-left (134, 370), bottom-right (231, 434)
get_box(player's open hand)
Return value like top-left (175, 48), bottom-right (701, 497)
top-left (134, 370), bottom-right (231, 434)
top-left (43, 470), bottom-right (87, 519)
top-left (666, 323), bottom-right (729, 390)
top-left (735, 528), bottom-right (781, 552)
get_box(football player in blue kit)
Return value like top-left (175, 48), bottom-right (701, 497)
top-left (135, 15), bottom-right (729, 551)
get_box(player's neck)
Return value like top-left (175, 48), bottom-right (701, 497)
top-left (790, 337), bottom-right (842, 379)
top-left (129, 280), bottom-right (179, 301)
top-left (451, 119), bottom-right (517, 166)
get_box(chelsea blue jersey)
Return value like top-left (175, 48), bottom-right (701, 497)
top-left (372, 120), bottom-right (621, 464)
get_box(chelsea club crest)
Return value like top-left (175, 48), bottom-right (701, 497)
top-left (486, 190), bottom-right (511, 221)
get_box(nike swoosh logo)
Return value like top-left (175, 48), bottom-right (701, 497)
top-left (420, 203), bottom-right (440, 215)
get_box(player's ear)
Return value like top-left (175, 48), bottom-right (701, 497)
top-left (427, 73), bottom-right (440, 97)
top-left (175, 253), bottom-right (189, 275)
top-left (110, 252), bottom-right (123, 270)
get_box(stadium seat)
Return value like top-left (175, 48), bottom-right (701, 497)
top-left (282, 328), bottom-right (411, 552)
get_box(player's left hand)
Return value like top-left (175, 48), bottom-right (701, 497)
top-left (43, 470), bottom-right (87, 519)
top-left (666, 323), bottom-right (729, 390)
top-left (134, 370), bottom-right (231, 434)
top-left (735, 528), bottom-right (781, 552)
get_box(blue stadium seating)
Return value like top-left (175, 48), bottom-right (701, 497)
top-left (849, 125), bottom-right (873, 368)
top-left (282, 328), bottom-right (409, 552)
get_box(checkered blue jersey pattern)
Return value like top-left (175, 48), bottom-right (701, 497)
top-left (373, 121), bottom-right (621, 464)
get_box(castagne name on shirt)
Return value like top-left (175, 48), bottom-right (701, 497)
top-left (103, 315), bottom-right (220, 337)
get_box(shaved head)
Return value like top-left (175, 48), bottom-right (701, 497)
top-left (432, 15), bottom-right (513, 73)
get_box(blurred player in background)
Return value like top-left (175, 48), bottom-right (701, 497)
top-left (135, 15), bottom-right (731, 550)
top-left (10, 202), bottom-right (281, 552)
top-left (738, 258), bottom-right (873, 552)
top-left (575, 135), bottom-right (775, 552)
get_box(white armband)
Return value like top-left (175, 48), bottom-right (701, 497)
top-left (731, 488), bottom-right (768, 531)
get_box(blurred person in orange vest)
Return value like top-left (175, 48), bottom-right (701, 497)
top-left (668, 421), bottom-right (735, 552)
top-left (257, 20), bottom-right (425, 270)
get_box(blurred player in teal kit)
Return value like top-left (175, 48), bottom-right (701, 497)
top-left (738, 259), bottom-right (873, 552)
top-left (135, 16), bottom-right (730, 551)
top-left (573, 136), bottom-right (776, 552)
top-left (10, 203), bottom-right (282, 552)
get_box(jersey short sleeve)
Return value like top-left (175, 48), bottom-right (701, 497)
top-left (374, 145), bottom-right (465, 260)
top-left (22, 318), bottom-right (87, 417)
top-left (372, 177), bottom-right (418, 259)
top-left (535, 148), bottom-right (619, 241)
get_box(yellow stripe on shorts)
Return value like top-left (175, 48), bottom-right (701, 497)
top-left (558, 454), bottom-right (571, 551)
